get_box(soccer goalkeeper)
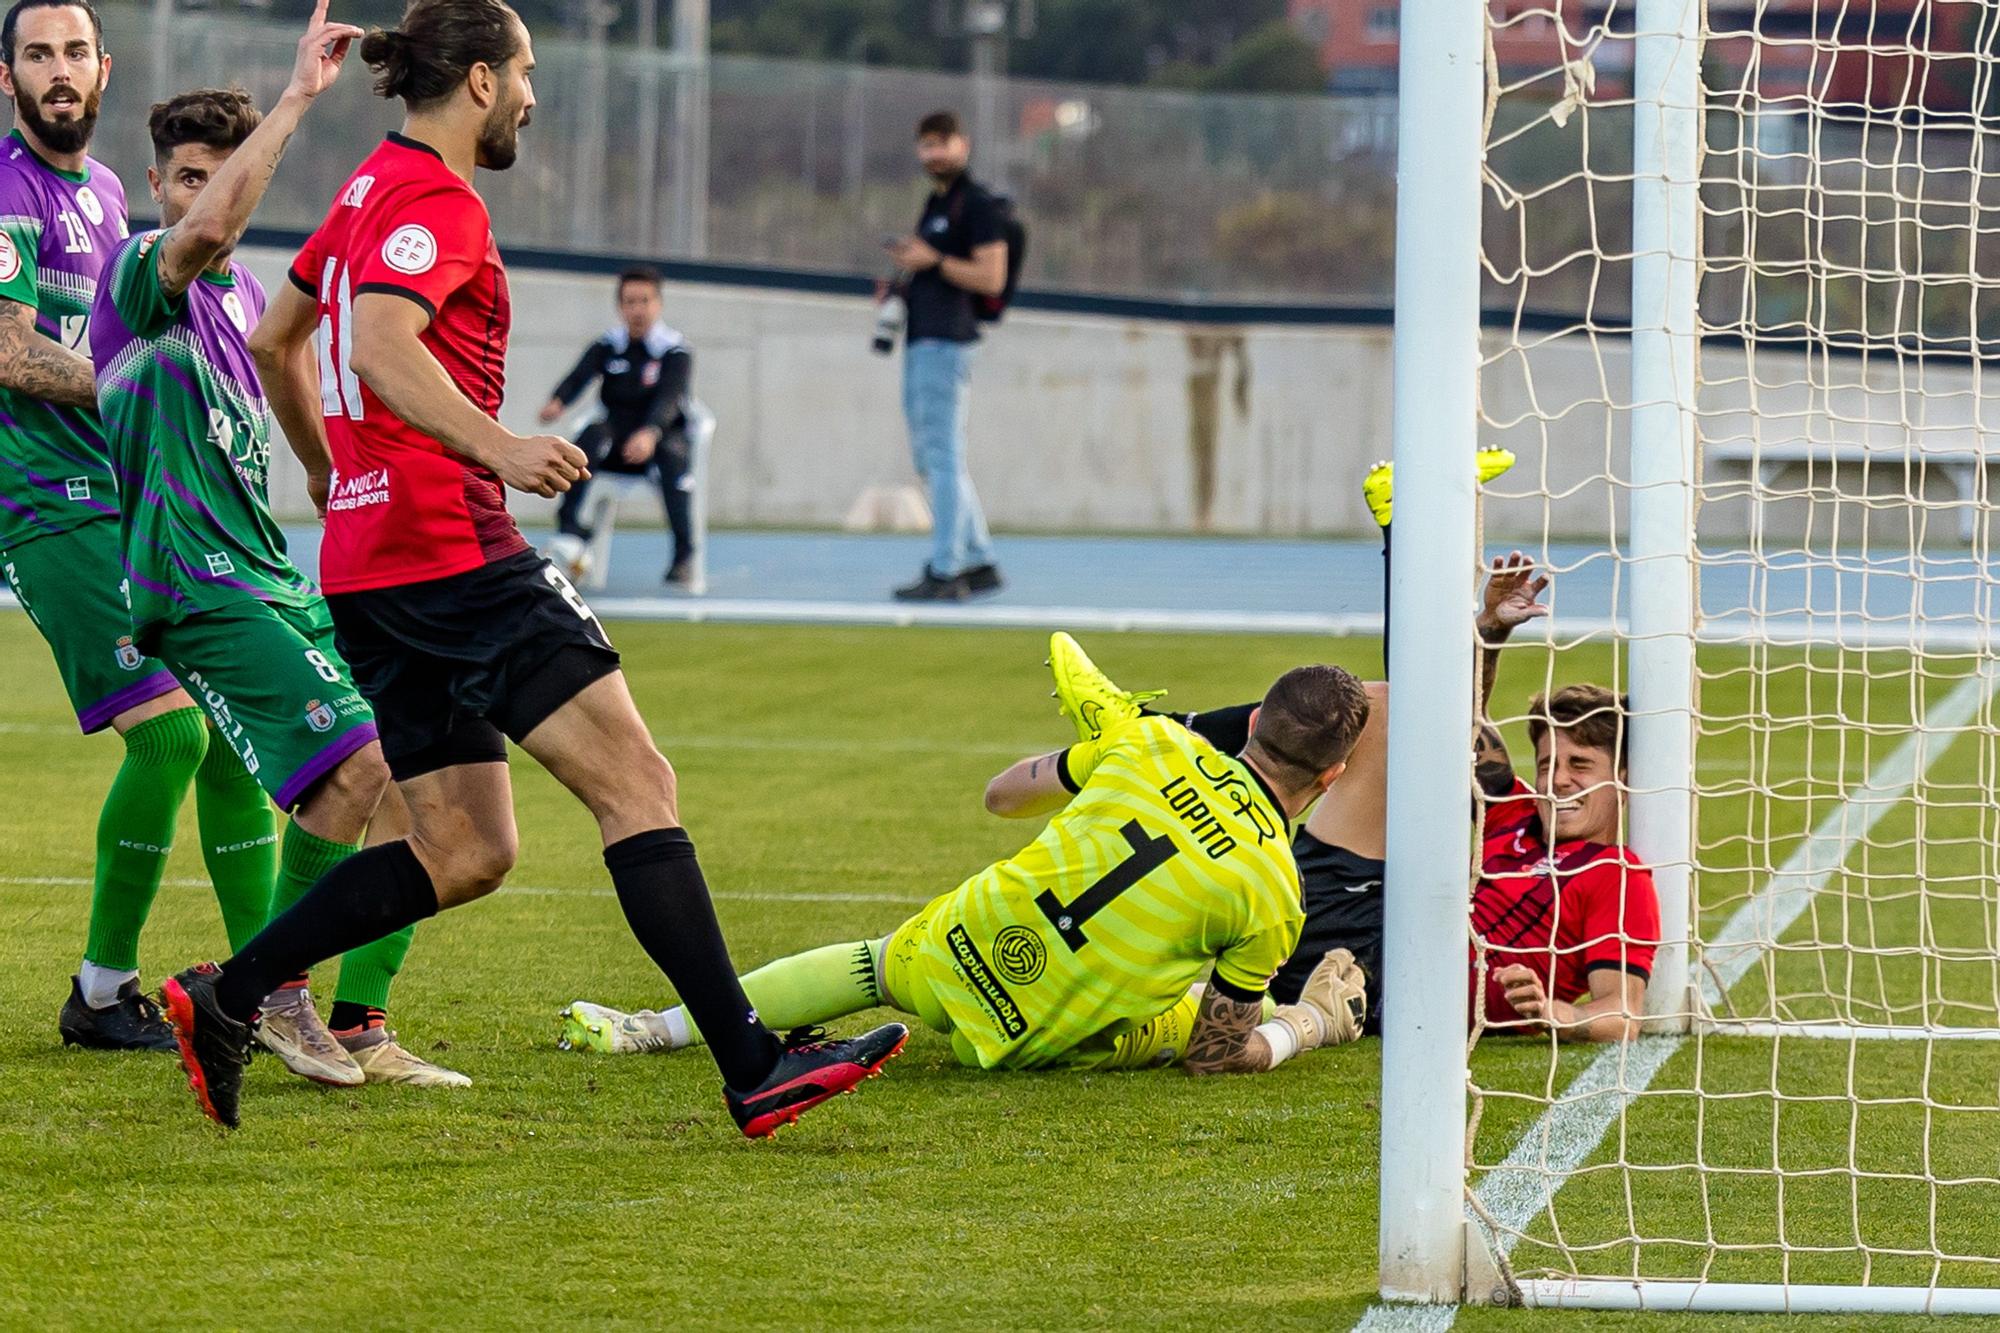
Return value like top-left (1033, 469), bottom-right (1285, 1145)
top-left (560, 664), bottom-right (1374, 1073)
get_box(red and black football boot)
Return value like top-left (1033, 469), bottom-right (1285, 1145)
top-left (161, 964), bottom-right (254, 1129)
top-left (725, 1022), bottom-right (908, 1139)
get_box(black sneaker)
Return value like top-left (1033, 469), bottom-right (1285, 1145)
top-left (725, 1022), bottom-right (909, 1139)
top-left (664, 558), bottom-right (695, 588)
top-left (892, 568), bottom-right (969, 602)
top-left (962, 563), bottom-right (1004, 596)
top-left (161, 964), bottom-right (254, 1129)
top-left (59, 976), bottom-right (177, 1052)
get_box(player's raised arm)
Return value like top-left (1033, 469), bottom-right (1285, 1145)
top-left (0, 297), bottom-right (93, 406)
top-left (250, 281), bottom-right (333, 514)
top-left (1471, 551), bottom-right (1549, 798)
top-left (348, 292), bottom-right (587, 497)
top-left (151, 2), bottom-right (361, 297)
top-left (982, 748), bottom-right (1074, 819)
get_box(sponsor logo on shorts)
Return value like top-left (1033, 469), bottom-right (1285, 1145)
top-left (327, 468), bottom-right (390, 512)
top-left (205, 552), bottom-right (236, 577)
top-left (304, 698), bottom-right (335, 733)
top-left (114, 636), bottom-right (142, 671)
top-left (74, 186), bottom-right (103, 226)
top-left (64, 478), bottom-right (90, 501)
top-left (186, 668), bottom-right (259, 776)
top-left (946, 923), bottom-right (1027, 1041)
top-left (992, 924), bottom-right (1047, 987)
top-left (0, 231), bottom-right (20, 283)
top-left (381, 224), bottom-right (437, 275)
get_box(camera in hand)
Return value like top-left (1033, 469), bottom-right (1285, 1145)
top-left (872, 277), bottom-right (908, 356)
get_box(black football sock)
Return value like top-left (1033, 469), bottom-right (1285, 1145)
top-left (328, 1002), bottom-right (386, 1033)
top-left (1182, 703), bottom-right (1258, 754)
top-left (604, 828), bottom-right (781, 1091)
top-left (1381, 519), bottom-right (1393, 678)
top-left (214, 841), bottom-right (440, 1023)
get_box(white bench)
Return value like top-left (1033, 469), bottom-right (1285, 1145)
top-left (1707, 440), bottom-right (1988, 542)
top-left (575, 399), bottom-right (713, 595)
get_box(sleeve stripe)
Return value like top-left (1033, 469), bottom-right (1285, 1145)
top-left (354, 281), bottom-right (437, 321)
top-left (1209, 974), bottom-right (1265, 1004)
top-left (1055, 747), bottom-right (1081, 793)
top-left (286, 268), bottom-right (315, 296)
top-left (1584, 960), bottom-right (1652, 982)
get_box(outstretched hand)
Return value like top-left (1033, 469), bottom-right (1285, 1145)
top-left (1480, 550), bottom-right (1550, 634)
top-left (288, 0), bottom-right (363, 101)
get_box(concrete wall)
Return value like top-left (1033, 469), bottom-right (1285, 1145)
top-left (238, 245), bottom-right (1985, 551)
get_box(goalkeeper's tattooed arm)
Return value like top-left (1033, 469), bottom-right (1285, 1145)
top-left (983, 749), bottom-right (1075, 819)
top-left (1184, 984), bottom-right (1273, 1074)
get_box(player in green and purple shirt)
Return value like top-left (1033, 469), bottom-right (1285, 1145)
top-left (0, 0), bottom-right (280, 1054)
top-left (87, 8), bottom-right (468, 1088)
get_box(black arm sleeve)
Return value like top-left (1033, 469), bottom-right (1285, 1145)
top-left (550, 338), bottom-right (611, 407)
top-left (1208, 973), bottom-right (1266, 1005)
top-left (644, 347), bottom-right (694, 433)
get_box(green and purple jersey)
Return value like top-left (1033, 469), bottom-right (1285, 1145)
top-left (91, 229), bottom-right (315, 643)
top-left (0, 131), bottom-right (128, 547)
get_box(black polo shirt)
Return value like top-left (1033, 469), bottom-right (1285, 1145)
top-left (904, 173), bottom-right (1006, 344)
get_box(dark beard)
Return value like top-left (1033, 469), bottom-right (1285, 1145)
top-left (16, 87), bottom-right (97, 155)
top-left (475, 106), bottom-right (520, 171)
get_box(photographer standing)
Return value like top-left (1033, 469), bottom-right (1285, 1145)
top-left (539, 267), bottom-right (698, 586)
top-left (882, 110), bottom-right (1008, 602)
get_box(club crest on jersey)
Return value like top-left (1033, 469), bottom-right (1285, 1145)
top-left (114, 636), bottom-right (142, 670)
top-left (0, 232), bottom-right (19, 283)
top-left (991, 925), bottom-right (1047, 986)
top-left (74, 186), bottom-right (103, 226)
top-left (305, 699), bottom-right (335, 733)
top-left (221, 290), bottom-right (248, 333)
top-left (343, 175), bottom-right (376, 208)
top-left (642, 362), bottom-right (661, 386)
top-left (381, 224), bottom-right (437, 275)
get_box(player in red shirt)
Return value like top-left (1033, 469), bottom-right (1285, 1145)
top-left (162, 0), bottom-right (906, 1136)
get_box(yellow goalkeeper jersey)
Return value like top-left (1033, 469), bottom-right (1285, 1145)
top-left (905, 716), bottom-right (1304, 1069)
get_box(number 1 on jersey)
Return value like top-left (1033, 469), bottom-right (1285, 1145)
top-left (315, 258), bottom-right (365, 420)
top-left (1037, 819), bottom-right (1179, 951)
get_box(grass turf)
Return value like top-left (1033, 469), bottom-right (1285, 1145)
top-left (1, 615), bottom-right (1994, 1328)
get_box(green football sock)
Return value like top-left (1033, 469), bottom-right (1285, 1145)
top-left (331, 922), bottom-right (415, 1012)
top-left (83, 707), bottom-right (208, 972)
top-left (274, 821), bottom-right (413, 1012)
top-left (192, 735), bottom-right (277, 952)
top-left (670, 940), bottom-right (882, 1046)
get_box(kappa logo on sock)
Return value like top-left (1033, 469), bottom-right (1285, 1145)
top-left (113, 636), bottom-right (142, 670)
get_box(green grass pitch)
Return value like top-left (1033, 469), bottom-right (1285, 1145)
top-left (0, 614), bottom-right (1993, 1328)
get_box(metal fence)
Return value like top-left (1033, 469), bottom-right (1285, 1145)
top-left (94, 3), bottom-right (1399, 305)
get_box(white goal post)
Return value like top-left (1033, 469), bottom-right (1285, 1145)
top-left (1382, 0), bottom-right (2000, 1314)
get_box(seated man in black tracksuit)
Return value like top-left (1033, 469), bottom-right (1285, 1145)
top-left (538, 266), bottom-right (698, 586)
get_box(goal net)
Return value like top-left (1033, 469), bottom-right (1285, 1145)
top-left (1396, 0), bottom-right (2000, 1314)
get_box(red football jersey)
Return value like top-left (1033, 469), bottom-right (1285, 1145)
top-left (1469, 778), bottom-right (1660, 1029)
top-left (289, 132), bottom-right (528, 593)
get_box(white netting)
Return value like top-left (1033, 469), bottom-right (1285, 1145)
top-left (1466, 0), bottom-right (2000, 1301)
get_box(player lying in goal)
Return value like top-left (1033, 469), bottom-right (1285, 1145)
top-left (560, 664), bottom-right (1375, 1074)
top-left (1052, 487), bottom-right (1660, 1042)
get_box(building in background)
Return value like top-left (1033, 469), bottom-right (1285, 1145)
top-left (1289, 0), bottom-right (1981, 113)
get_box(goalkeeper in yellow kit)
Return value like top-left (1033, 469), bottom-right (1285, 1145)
top-left (560, 662), bottom-right (1373, 1073)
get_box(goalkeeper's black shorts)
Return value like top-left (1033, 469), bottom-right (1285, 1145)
top-left (1274, 830), bottom-right (1385, 1035)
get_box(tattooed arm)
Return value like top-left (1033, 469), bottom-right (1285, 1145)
top-left (1183, 981), bottom-right (1274, 1075)
top-left (983, 749), bottom-right (1077, 819)
top-left (1472, 552), bottom-right (1551, 800)
top-left (0, 298), bottom-right (95, 407)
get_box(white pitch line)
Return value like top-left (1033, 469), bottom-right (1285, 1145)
top-left (1352, 664), bottom-right (1997, 1332)
top-left (0, 875), bottom-right (924, 907)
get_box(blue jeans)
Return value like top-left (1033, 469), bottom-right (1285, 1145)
top-left (903, 337), bottom-right (993, 578)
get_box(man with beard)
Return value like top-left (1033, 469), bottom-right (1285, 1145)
top-left (0, 0), bottom-right (282, 1054)
top-left (163, 0), bottom-right (909, 1137)
top-left (883, 110), bottom-right (1008, 603)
